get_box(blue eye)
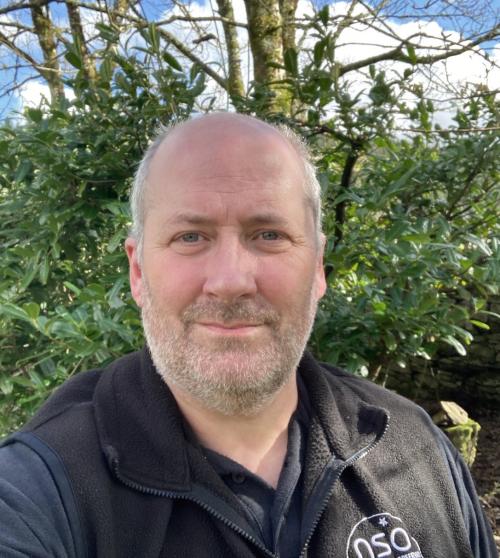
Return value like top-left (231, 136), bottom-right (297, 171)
top-left (261, 231), bottom-right (280, 240)
top-left (181, 232), bottom-right (201, 243)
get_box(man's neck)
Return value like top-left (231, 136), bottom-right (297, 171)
top-left (169, 376), bottom-right (298, 489)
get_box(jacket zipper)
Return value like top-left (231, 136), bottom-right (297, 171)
top-left (111, 459), bottom-right (276, 558)
top-left (111, 412), bottom-right (388, 558)
top-left (298, 412), bottom-right (390, 557)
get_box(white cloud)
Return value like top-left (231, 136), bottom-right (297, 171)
top-left (157, 0), bottom-right (498, 122)
top-left (5, 0), bottom-right (498, 125)
top-left (17, 81), bottom-right (75, 111)
top-left (18, 81), bottom-right (52, 108)
top-left (291, 1), bottom-right (500, 129)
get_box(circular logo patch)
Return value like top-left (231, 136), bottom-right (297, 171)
top-left (346, 512), bottom-right (423, 558)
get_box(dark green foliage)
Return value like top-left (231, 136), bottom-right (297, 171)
top-left (310, 127), bottom-right (500, 377)
top-left (0, 52), bottom-right (200, 434)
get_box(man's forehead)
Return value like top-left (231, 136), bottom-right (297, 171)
top-left (151, 115), bottom-right (299, 173)
top-left (163, 113), bottom-right (280, 145)
top-left (146, 119), bottom-right (304, 198)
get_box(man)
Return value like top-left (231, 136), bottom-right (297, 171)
top-left (0, 113), bottom-right (496, 557)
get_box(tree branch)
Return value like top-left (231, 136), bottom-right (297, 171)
top-left (339, 24), bottom-right (500, 76)
top-left (64, 0), bottom-right (97, 85)
top-left (30, 0), bottom-right (64, 100)
top-left (334, 147), bottom-right (361, 247)
top-left (215, 0), bottom-right (245, 103)
top-left (0, 30), bottom-right (40, 69)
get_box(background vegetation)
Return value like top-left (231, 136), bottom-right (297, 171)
top-left (0, 0), bottom-right (499, 435)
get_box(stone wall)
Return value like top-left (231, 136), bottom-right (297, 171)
top-left (386, 296), bottom-right (500, 410)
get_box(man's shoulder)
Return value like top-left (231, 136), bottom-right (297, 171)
top-left (23, 350), bottom-right (144, 432)
top-left (308, 354), bottom-right (429, 419)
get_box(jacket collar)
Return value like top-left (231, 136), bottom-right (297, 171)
top-left (95, 348), bottom-right (192, 491)
top-left (94, 348), bottom-right (389, 493)
top-left (299, 352), bottom-right (389, 461)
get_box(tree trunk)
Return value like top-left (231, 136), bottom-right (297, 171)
top-left (243, 0), bottom-right (290, 114)
top-left (65, 0), bottom-right (97, 86)
top-left (30, 0), bottom-right (64, 101)
top-left (279, 0), bottom-right (298, 55)
top-left (215, 0), bottom-right (245, 106)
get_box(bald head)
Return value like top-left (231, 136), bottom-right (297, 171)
top-left (129, 113), bottom-right (322, 254)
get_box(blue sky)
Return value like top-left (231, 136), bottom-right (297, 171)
top-left (0, 0), bottom-right (498, 120)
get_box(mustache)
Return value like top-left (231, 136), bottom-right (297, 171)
top-left (181, 300), bottom-right (280, 325)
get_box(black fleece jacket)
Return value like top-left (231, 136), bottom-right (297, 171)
top-left (0, 349), bottom-right (497, 557)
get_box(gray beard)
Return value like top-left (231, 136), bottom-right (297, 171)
top-left (141, 283), bottom-right (318, 416)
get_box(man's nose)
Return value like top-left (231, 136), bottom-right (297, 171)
top-left (202, 237), bottom-right (258, 302)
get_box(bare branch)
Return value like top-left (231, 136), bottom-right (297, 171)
top-left (339, 24), bottom-right (500, 76)
top-left (0, 0), bottom-right (50, 17)
top-left (157, 26), bottom-right (228, 89)
top-left (0, 28), bottom-right (41, 71)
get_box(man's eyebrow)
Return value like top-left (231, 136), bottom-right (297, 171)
top-left (244, 213), bottom-right (291, 227)
top-left (167, 213), bottom-right (215, 226)
top-left (165, 212), bottom-right (292, 227)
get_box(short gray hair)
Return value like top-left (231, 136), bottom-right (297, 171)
top-left (129, 115), bottom-right (322, 256)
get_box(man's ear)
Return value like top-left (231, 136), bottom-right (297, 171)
top-left (315, 233), bottom-right (327, 300)
top-left (125, 237), bottom-right (144, 308)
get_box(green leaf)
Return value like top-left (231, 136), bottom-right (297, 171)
top-left (114, 72), bottom-right (130, 93)
top-left (65, 49), bottom-right (82, 70)
top-left (63, 281), bottom-right (82, 296)
top-left (371, 300), bottom-right (387, 314)
top-left (463, 233), bottom-right (493, 256)
top-left (318, 5), bottom-right (329, 26)
top-left (39, 357), bottom-right (56, 376)
top-left (107, 277), bottom-right (126, 309)
top-left (11, 376), bottom-right (34, 388)
top-left (99, 57), bottom-right (114, 82)
top-left (107, 230), bottom-right (124, 253)
top-left (477, 310), bottom-right (500, 320)
top-left (15, 160), bottom-right (32, 183)
top-left (284, 48), bottom-right (298, 77)
top-left (383, 331), bottom-right (397, 351)
top-left (95, 22), bottom-right (119, 43)
top-left (26, 108), bottom-right (43, 123)
top-left (20, 258), bottom-right (39, 291)
top-left (49, 320), bottom-right (78, 338)
top-left (190, 73), bottom-right (206, 97)
top-left (470, 320), bottom-right (490, 330)
top-left (406, 44), bottom-right (417, 64)
top-left (23, 302), bottom-right (40, 320)
top-left (313, 40), bottom-right (325, 67)
top-left (162, 51), bottom-right (183, 72)
top-left (28, 370), bottom-right (45, 389)
top-left (1, 303), bottom-right (30, 322)
top-left (39, 255), bottom-right (50, 285)
top-left (0, 378), bottom-right (13, 395)
top-left (443, 335), bottom-right (467, 356)
top-left (190, 62), bottom-right (201, 81)
top-left (400, 233), bottom-right (431, 243)
top-left (148, 23), bottom-right (160, 52)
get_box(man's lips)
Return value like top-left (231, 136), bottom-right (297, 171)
top-left (195, 322), bottom-right (264, 336)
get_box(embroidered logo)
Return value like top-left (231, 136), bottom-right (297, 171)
top-left (346, 512), bottom-right (423, 558)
